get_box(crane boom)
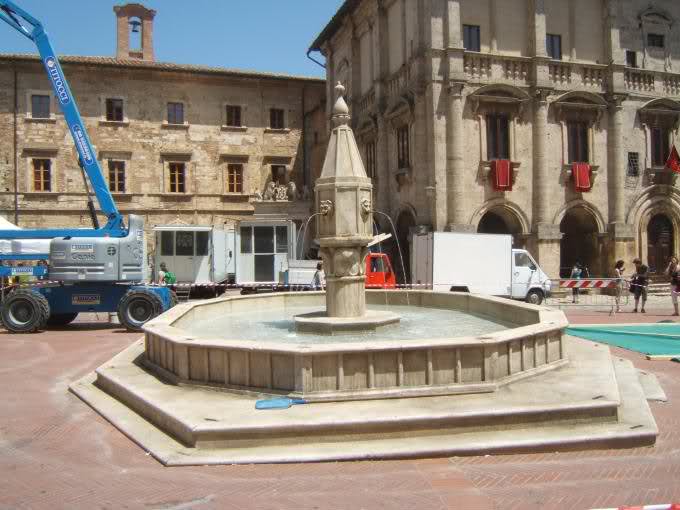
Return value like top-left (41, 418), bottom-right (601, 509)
top-left (0, 0), bottom-right (126, 239)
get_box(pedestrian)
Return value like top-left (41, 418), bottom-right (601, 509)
top-left (666, 256), bottom-right (680, 316)
top-left (613, 259), bottom-right (625, 313)
top-left (312, 262), bottom-right (324, 290)
top-left (156, 262), bottom-right (176, 285)
top-left (570, 262), bottom-right (583, 303)
top-left (630, 258), bottom-right (648, 313)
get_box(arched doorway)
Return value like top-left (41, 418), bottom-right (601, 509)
top-left (647, 214), bottom-right (674, 274)
top-left (477, 208), bottom-right (524, 248)
top-left (395, 209), bottom-right (416, 284)
top-left (560, 208), bottom-right (600, 278)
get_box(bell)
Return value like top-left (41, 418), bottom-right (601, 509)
top-left (129, 20), bottom-right (141, 33)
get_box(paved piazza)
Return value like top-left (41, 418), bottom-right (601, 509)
top-left (0, 309), bottom-right (678, 510)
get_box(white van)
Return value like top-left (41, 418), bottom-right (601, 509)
top-left (411, 232), bottom-right (552, 304)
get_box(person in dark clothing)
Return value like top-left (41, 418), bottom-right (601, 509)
top-left (630, 258), bottom-right (648, 313)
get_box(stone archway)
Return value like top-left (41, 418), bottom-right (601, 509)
top-left (647, 213), bottom-right (674, 274)
top-left (477, 208), bottom-right (525, 248)
top-left (395, 208), bottom-right (416, 284)
top-left (559, 207), bottom-right (602, 278)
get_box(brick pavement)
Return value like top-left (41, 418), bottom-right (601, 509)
top-left (0, 312), bottom-right (679, 510)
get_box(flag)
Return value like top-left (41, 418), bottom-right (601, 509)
top-left (666, 144), bottom-right (680, 173)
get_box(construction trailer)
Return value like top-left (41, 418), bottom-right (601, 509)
top-left (152, 225), bottom-right (235, 285)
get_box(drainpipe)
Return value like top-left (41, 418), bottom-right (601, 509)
top-left (301, 85), bottom-right (307, 189)
top-left (13, 63), bottom-right (18, 225)
top-left (306, 49), bottom-right (326, 70)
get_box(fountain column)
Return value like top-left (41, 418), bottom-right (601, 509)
top-left (315, 83), bottom-right (373, 318)
top-left (295, 83), bottom-right (400, 333)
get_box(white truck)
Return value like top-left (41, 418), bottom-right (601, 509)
top-left (411, 232), bottom-right (552, 304)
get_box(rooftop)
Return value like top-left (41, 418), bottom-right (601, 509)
top-left (0, 53), bottom-right (325, 83)
top-left (308, 0), bottom-right (356, 53)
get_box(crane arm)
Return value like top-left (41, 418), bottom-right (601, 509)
top-left (0, 1), bottom-right (125, 238)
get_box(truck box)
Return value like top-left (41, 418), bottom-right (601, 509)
top-left (411, 232), bottom-right (551, 303)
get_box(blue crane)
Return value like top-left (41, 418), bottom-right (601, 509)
top-left (0, 1), bottom-right (174, 332)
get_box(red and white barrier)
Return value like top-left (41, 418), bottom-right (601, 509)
top-left (559, 278), bottom-right (618, 289)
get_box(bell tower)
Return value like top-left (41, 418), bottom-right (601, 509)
top-left (114, 3), bottom-right (156, 61)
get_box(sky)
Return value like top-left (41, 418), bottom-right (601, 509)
top-left (0, 0), bottom-right (344, 77)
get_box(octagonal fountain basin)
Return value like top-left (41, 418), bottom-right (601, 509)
top-left (142, 290), bottom-right (568, 402)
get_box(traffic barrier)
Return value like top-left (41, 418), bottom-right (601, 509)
top-left (545, 278), bottom-right (631, 313)
top-left (559, 278), bottom-right (618, 289)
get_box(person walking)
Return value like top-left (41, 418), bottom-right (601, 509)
top-left (630, 258), bottom-right (648, 313)
top-left (311, 262), bottom-right (325, 290)
top-left (570, 262), bottom-right (583, 304)
top-left (666, 256), bottom-right (680, 316)
top-left (613, 259), bottom-right (625, 313)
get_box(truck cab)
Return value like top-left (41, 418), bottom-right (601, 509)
top-left (511, 249), bottom-right (552, 304)
top-left (366, 253), bottom-right (396, 289)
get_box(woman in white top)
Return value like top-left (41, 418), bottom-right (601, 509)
top-left (614, 259), bottom-right (625, 313)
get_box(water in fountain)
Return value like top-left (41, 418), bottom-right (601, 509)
top-left (189, 303), bottom-right (514, 344)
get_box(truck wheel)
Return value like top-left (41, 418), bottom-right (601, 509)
top-left (117, 290), bottom-right (163, 331)
top-left (1, 290), bottom-right (49, 333)
top-left (525, 289), bottom-right (544, 305)
top-left (47, 312), bottom-right (79, 327)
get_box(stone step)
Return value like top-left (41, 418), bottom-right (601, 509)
top-left (71, 336), bottom-right (657, 465)
top-left (95, 364), bottom-right (620, 449)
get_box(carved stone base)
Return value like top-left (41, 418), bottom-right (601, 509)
top-left (294, 310), bottom-right (401, 335)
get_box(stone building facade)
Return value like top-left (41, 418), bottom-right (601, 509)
top-left (310, 0), bottom-right (680, 279)
top-left (0, 4), bottom-right (326, 258)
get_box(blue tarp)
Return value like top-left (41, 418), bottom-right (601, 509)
top-left (566, 324), bottom-right (680, 357)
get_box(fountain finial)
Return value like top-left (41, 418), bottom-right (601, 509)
top-left (332, 82), bottom-right (350, 127)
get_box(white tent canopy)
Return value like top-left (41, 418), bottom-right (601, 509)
top-left (0, 217), bottom-right (51, 256)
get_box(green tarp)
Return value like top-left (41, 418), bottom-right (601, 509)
top-left (566, 324), bottom-right (680, 358)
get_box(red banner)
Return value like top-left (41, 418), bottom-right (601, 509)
top-left (492, 159), bottom-right (512, 191)
top-left (666, 144), bottom-right (680, 173)
top-left (573, 163), bottom-right (591, 192)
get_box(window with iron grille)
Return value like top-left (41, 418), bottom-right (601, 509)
top-left (567, 122), bottom-right (589, 163)
top-left (625, 50), bottom-right (637, 68)
top-left (108, 160), bottom-right (126, 192)
top-left (647, 33), bottom-right (664, 48)
top-left (365, 141), bottom-right (376, 179)
top-left (651, 127), bottom-right (670, 166)
top-left (168, 162), bottom-right (185, 193)
top-left (546, 34), bottom-right (562, 60)
top-left (105, 98), bottom-right (124, 121)
top-left (270, 108), bottom-right (285, 129)
top-left (397, 125), bottom-right (410, 169)
top-left (627, 152), bottom-right (640, 177)
top-left (486, 114), bottom-right (510, 160)
top-left (167, 102), bottom-right (184, 125)
top-left (227, 164), bottom-right (243, 193)
top-left (31, 95), bottom-right (50, 119)
top-left (226, 105), bottom-right (242, 127)
top-left (463, 25), bottom-right (480, 52)
top-left (32, 158), bottom-right (51, 192)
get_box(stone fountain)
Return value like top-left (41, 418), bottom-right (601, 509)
top-left (294, 83), bottom-right (400, 334)
top-left (69, 83), bottom-right (658, 466)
